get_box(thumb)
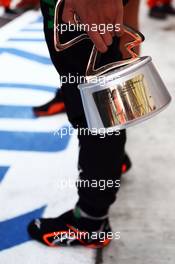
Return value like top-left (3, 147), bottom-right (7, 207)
top-left (114, 8), bottom-right (124, 37)
top-left (62, 0), bottom-right (75, 24)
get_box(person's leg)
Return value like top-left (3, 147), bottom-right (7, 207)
top-left (16, 0), bottom-right (40, 10)
top-left (33, 89), bottom-right (66, 116)
top-left (1, 0), bottom-right (11, 8)
top-left (76, 130), bottom-right (126, 218)
top-left (1, 0), bottom-right (20, 15)
top-left (147, 0), bottom-right (175, 19)
top-left (28, 0), bottom-right (127, 247)
top-left (162, 0), bottom-right (175, 15)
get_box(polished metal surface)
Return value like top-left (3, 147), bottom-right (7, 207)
top-left (79, 57), bottom-right (171, 132)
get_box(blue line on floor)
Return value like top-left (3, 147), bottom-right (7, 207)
top-left (0, 126), bottom-right (71, 152)
top-left (0, 83), bottom-right (58, 93)
top-left (0, 48), bottom-right (51, 65)
top-left (20, 28), bottom-right (43, 32)
top-left (0, 166), bottom-right (9, 183)
top-left (30, 16), bottom-right (43, 24)
top-left (0, 105), bottom-right (35, 119)
top-left (0, 206), bottom-right (46, 251)
top-left (8, 38), bottom-right (45, 42)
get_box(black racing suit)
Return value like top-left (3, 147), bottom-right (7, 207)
top-left (40, 0), bottom-right (127, 217)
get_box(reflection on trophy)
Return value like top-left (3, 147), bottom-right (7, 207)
top-left (93, 74), bottom-right (156, 127)
top-left (111, 89), bottom-right (127, 124)
top-left (93, 89), bottom-right (115, 127)
top-left (118, 74), bottom-right (156, 121)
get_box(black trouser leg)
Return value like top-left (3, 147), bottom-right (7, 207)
top-left (40, 0), bottom-right (126, 217)
top-left (77, 131), bottom-right (126, 217)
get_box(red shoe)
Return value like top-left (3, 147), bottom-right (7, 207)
top-left (33, 93), bottom-right (66, 117)
top-left (122, 153), bottom-right (132, 174)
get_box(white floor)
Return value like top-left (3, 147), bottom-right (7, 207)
top-left (0, 2), bottom-right (175, 264)
top-left (104, 3), bottom-right (175, 264)
top-left (0, 10), bottom-right (95, 264)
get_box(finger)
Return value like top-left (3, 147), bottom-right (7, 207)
top-left (100, 30), bottom-right (113, 47)
top-left (115, 24), bottom-right (123, 37)
top-left (62, 3), bottom-right (75, 24)
top-left (114, 10), bottom-right (124, 37)
top-left (114, 23), bottom-right (123, 37)
top-left (87, 30), bottom-right (108, 53)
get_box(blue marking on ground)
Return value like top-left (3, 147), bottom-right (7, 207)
top-left (0, 126), bottom-right (71, 152)
top-left (0, 105), bottom-right (36, 119)
top-left (0, 83), bottom-right (58, 93)
top-left (0, 48), bottom-right (51, 65)
top-left (0, 166), bottom-right (9, 183)
top-left (0, 206), bottom-right (46, 251)
top-left (8, 38), bottom-right (44, 42)
top-left (30, 16), bottom-right (43, 23)
top-left (20, 28), bottom-right (43, 32)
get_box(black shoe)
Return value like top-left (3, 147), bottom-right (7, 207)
top-left (163, 3), bottom-right (175, 15)
top-left (4, 7), bottom-right (21, 17)
top-left (149, 6), bottom-right (167, 19)
top-left (28, 210), bottom-right (112, 248)
top-left (2, 7), bottom-right (21, 19)
top-left (33, 92), bottom-right (65, 117)
top-left (122, 153), bottom-right (132, 174)
top-left (5, 7), bottom-right (18, 14)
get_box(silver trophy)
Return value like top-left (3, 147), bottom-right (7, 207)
top-left (54, 0), bottom-right (171, 132)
